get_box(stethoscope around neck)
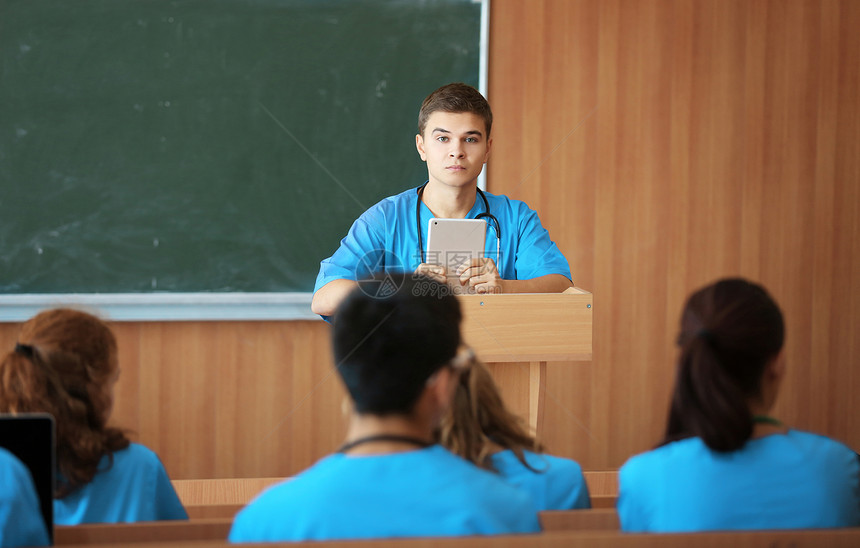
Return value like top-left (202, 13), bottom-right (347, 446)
top-left (415, 181), bottom-right (502, 265)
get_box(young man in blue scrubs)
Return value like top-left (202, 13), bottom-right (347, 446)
top-left (230, 275), bottom-right (541, 542)
top-left (312, 83), bottom-right (572, 317)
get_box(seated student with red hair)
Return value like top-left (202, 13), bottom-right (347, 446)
top-left (0, 308), bottom-right (187, 524)
top-left (618, 278), bottom-right (860, 532)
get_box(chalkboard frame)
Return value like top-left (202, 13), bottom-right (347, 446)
top-left (0, 0), bottom-right (489, 322)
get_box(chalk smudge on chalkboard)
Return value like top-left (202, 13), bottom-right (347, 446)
top-left (375, 80), bottom-right (387, 98)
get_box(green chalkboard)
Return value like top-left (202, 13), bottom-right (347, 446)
top-left (0, 0), bottom-right (481, 293)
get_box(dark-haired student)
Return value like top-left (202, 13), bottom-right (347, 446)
top-left (439, 358), bottom-right (590, 511)
top-left (0, 448), bottom-right (49, 547)
top-left (617, 278), bottom-right (860, 532)
top-left (311, 83), bottom-right (572, 318)
top-left (0, 309), bottom-right (187, 524)
top-left (229, 276), bottom-right (540, 542)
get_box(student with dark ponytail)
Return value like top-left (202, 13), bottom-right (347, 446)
top-left (618, 278), bottom-right (860, 532)
top-left (0, 308), bottom-right (187, 524)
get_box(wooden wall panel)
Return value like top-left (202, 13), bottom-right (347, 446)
top-left (488, 0), bottom-right (860, 467)
top-left (0, 320), bottom-right (347, 479)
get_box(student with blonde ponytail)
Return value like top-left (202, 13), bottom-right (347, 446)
top-left (618, 278), bottom-right (860, 532)
top-left (0, 308), bottom-right (187, 524)
top-left (439, 358), bottom-right (590, 511)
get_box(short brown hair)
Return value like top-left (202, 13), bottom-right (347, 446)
top-left (333, 275), bottom-right (462, 415)
top-left (418, 83), bottom-right (492, 137)
top-left (0, 308), bottom-right (130, 497)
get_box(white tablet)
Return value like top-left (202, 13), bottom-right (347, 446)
top-left (426, 218), bottom-right (486, 291)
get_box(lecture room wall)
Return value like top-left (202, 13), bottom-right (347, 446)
top-left (0, 0), bottom-right (857, 477)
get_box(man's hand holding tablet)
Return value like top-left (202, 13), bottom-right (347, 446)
top-left (419, 218), bottom-right (488, 294)
top-left (456, 257), bottom-right (502, 294)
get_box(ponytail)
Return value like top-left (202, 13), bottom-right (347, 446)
top-left (0, 347), bottom-right (57, 419)
top-left (661, 279), bottom-right (784, 452)
top-left (439, 360), bottom-right (544, 472)
top-left (664, 332), bottom-right (754, 451)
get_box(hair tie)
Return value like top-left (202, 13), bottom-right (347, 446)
top-left (696, 329), bottom-right (713, 344)
top-left (14, 342), bottom-right (35, 359)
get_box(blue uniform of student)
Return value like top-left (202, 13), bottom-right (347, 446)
top-left (618, 430), bottom-right (860, 532)
top-left (0, 448), bottom-right (49, 548)
top-left (54, 443), bottom-right (187, 524)
top-left (490, 449), bottom-right (591, 511)
top-left (229, 445), bottom-right (541, 542)
top-left (314, 187), bottom-right (572, 293)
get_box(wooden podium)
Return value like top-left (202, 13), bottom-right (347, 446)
top-left (456, 287), bottom-right (593, 434)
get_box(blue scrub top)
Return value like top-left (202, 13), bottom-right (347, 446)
top-left (229, 445), bottom-right (540, 542)
top-left (54, 443), bottom-right (188, 524)
top-left (314, 186), bottom-right (572, 293)
top-left (490, 449), bottom-right (591, 511)
top-left (0, 448), bottom-right (50, 548)
top-left (617, 430), bottom-right (860, 532)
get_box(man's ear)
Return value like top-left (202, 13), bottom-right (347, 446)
top-left (416, 134), bottom-right (427, 161)
top-left (484, 137), bottom-right (492, 164)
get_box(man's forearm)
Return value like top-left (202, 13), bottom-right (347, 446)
top-left (311, 279), bottom-right (359, 316)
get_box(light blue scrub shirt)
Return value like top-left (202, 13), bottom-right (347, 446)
top-left (314, 186), bottom-right (572, 294)
top-left (54, 443), bottom-right (188, 524)
top-left (0, 448), bottom-right (49, 548)
top-left (229, 445), bottom-right (540, 542)
top-left (490, 449), bottom-right (591, 511)
top-left (618, 430), bottom-right (860, 532)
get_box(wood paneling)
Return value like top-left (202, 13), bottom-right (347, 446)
top-left (1, 0), bottom-right (857, 476)
top-left (488, 0), bottom-right (860, 467)
top-left (1, 320), bottom-right (347, 479)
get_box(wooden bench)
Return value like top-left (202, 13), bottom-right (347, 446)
top-left (582, 470), bottom-right (618, 497)
top-left (182, 498), bottom-right (617, 520)
top-left (54, 508), bottom-right (621, 544)
top-left (540, 509), bottom-right (619, 531)
top-left (172, 470), bottom-right (619, 507)
top-left (174, 473), bottom-right (617, 519)
top-left (171, 477), bottom-right (284, 506)
top-left (53, 527), bottom-right (860, 548)
top-left (54, 519), bottom-right (232, 545)
top-left (184, 503), bottom-right (244, 520)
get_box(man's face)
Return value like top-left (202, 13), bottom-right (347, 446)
top-left (416, 111), bottom-right (491, 191)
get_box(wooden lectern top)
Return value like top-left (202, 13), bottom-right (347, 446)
top-left (456, 289), bottom-right (593, 363)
